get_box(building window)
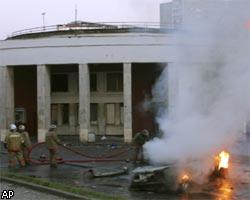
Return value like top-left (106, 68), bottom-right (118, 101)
top-left (15, 108), bottom-right (26, 124)
top-left (90, 73), bottom-right (97, 92)
top-left (90, 103), bottom-right (98, 122)
top-left (106, 73), bottom-right (123, 92)
top-left (62, 104), bottom-right (69, 124)
top-left (51, 104), bottom-right (58, 125)
top-left (51, 74), bottom-right (68, 92)
top-left (106, 104), bottom-right (115, 124)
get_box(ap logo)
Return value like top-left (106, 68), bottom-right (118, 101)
top-left (1, 190), bottom-right (14, 199)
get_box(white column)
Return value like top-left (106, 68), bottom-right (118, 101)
top-left (0, 67), bottom-right (6, 141)
top-left (37, 65), bottom-right (51, 142)
top-left (69, 103), bottom-right (76, 134)
top-left (123, 63), bottom-right (132, 143)
top-left (0, 66), bottom-right (14, 141)
top-left (6, 67), bottom-right (15, 128)
top-left (78, 64), bottom-right (90, 142)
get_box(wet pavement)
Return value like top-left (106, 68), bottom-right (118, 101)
top-left (1, 136), bottom-right (250, 200)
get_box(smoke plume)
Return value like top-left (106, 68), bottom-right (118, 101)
top-left (144, 0), bottom-right (250, 176)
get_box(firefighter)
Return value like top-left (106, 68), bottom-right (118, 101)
top-left (133, 129), bottom-right (150, 164)
top-left (45, 125), bottom-right (63, 168)
top-left (18, 125), bottom-right (32, 165)
top-left (4, 124), bottom-right (25, 168)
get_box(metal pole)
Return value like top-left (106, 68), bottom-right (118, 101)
top-left (42, 12), bottom-right (46, 30)
top-left (75, 5), bottom-right (78, 24)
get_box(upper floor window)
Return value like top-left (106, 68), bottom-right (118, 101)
top-left (90, 73), bottom-right (97, 92)
top-left (51, 74), bottom-right (68, 92)
top-left (106, 73), bottom-right (123, 92)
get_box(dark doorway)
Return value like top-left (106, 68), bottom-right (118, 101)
top-left (132, 63), bottom-right (166, 136)
top-left (14, 66), bottom-right (37, 136)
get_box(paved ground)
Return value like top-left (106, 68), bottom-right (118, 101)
top-left (1, 136), bottom-right (250, 200)
top-left (1, 181), bottom-right (67, 200)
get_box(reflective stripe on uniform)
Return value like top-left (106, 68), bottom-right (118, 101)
top-left (9, 135), bottom-right (20, 138)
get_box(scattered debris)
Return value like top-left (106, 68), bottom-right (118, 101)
top-left (73, 180), bottom-right (80, 186)
top-left (38, 154), bottom-right (47, 162)
top-left (101, 136), bottom-right (107, 141)
top-left (86, 167), bottom-right (129, 178)
top-left (109, 144), bottom-right (117, 149)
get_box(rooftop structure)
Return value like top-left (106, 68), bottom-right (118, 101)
top-left (7, 21), bottom-right (170, 40)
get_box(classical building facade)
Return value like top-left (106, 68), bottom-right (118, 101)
top-left (2, 0), bottom-right (247, 143)
top-left (0, 22), bottom-right (174, 143)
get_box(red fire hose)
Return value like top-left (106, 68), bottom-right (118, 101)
top-left (28, 142), bottom-right (132, 165)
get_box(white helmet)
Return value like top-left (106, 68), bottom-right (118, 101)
top-left (9, 124), bottom-right (17, 130)
top-left (142, 129), bottom-right (149, 136)
top-left (18, 125), bottom-right (25, 131)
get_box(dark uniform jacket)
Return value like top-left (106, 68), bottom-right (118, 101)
top-left (5, 131), bottom-right (24, 152)
top-left (133, 132), bottom-right (149, 146)
top-left (21, 131), bottom-right (32, 149)
top-left (45, 130), bottom-right (61, 150)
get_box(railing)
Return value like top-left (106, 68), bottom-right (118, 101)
top-left (7, 21), bottom-right (171, 38)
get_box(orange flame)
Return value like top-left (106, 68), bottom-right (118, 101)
top-left (181, 174), bottom-right (190, 182)
top-left (216, 151), bottom-right (230, 170)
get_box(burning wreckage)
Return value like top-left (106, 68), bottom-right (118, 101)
top-left (130, 151), bottom-right (230, 194)
top-left (129, 165), bottom-right (190, 193)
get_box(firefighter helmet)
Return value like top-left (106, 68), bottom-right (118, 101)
top-left (9, 124), bottom-right (17, 130)
top-left (142, 129), bottom-right (149, 136)
top-left (18, 125), bottom-right (25, 131)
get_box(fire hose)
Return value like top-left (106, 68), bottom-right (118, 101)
top-left (28, 142), bottom-right (132, 165)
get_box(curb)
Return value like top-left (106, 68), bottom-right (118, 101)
top-left (1, 176), bottom-right (92, 200)
top-left (64, 163), bottom-right (93, 168)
